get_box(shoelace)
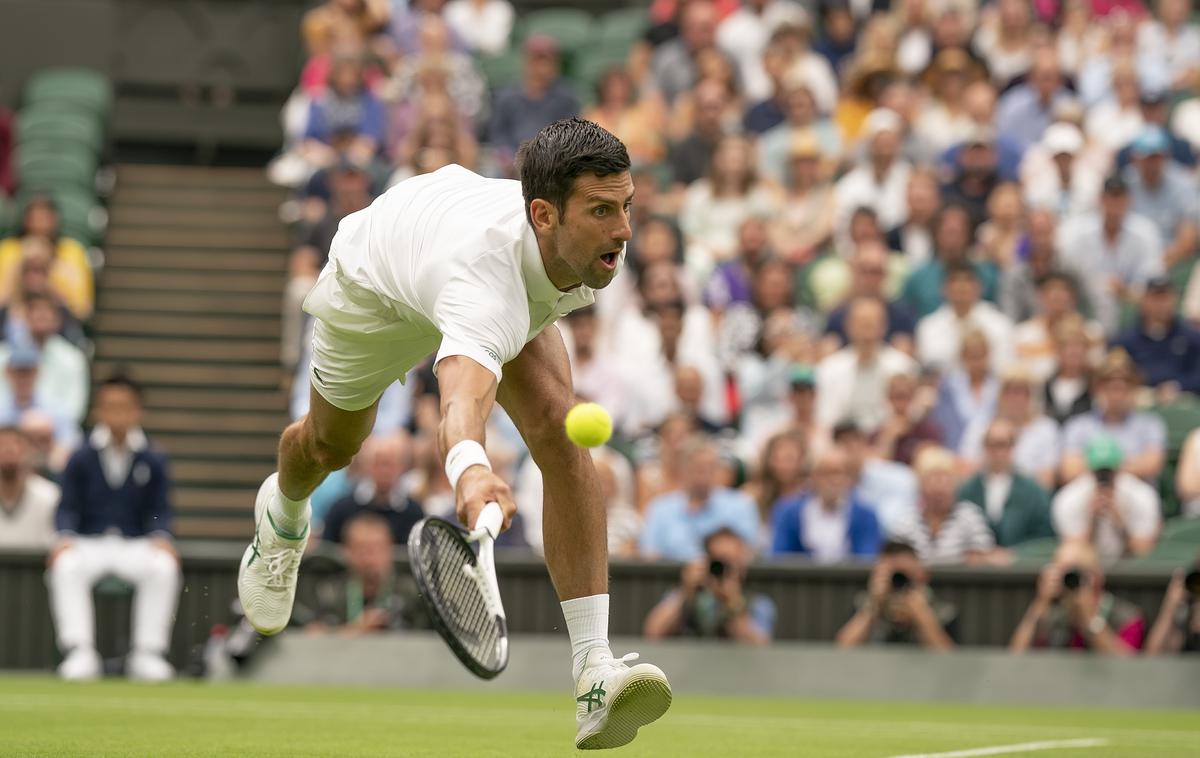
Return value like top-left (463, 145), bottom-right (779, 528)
top-left (599, 652), bottom-right (640, 668)
top-left (262, 546), bottom-right (303, 590)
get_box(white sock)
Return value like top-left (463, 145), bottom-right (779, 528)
top-left (561, 594), bottom-right (612, 680)
top-left (268, 478), bottom-right (310, 537)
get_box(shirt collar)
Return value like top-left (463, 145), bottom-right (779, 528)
top-left (519, 221), bottom-right (604, 306)
top-left (90, 424), bottom-right (147, 453)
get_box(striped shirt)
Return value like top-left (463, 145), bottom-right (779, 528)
top-left (889, 502), bottom-right (996, 565)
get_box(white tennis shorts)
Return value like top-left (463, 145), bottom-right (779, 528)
top-left (302, 262), bottom-right (441, 412)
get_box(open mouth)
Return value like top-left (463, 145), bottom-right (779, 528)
top-left (599, 252), bottom-right (620, 269)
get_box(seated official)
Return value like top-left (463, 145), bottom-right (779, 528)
top-left (46, 374), bottom-right (180, 681)
top-left (770, 447), bottom-right (881, 562)
top-left (835, 540), bottom-right (957, 650)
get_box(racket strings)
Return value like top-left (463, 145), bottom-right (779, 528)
top-left (419, 524), bottom-right (502, 669)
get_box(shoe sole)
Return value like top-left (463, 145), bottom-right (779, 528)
top-left (576, 671), bottom-right (673, 750)
top-left (237, 476), bottom-right (290, 637)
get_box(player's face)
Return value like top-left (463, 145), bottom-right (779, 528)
top-left (556, 171), bottom-right (634, 290)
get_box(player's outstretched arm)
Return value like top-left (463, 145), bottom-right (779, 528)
top-left (436, 355), bottom-right (517, 532)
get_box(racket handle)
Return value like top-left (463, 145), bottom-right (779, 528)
top-left (474, 501), bottom-right (504, 541)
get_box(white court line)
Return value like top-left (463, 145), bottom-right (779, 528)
top-left (886, 738), bottom-right (1110, 758)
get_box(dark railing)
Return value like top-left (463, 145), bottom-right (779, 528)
top-left (0, 544), bottom-right (1179, 670)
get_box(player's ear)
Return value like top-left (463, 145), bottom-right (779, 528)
top-left (528, 198), bottom-right (558, 233)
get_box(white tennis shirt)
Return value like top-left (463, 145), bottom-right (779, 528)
top-left (327, 164), bottom-right (601, 381)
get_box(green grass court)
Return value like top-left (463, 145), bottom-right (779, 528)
top-left (1, 677), bottom-right (1197, 757)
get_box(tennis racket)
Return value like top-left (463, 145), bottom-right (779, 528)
top-left (408, 501), bottom-right (509, 679)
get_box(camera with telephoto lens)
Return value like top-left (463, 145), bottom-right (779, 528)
top-left (1062, 568), bottom-right (1088, 592)
top-left (1186, 568), bottom-right (1200, 598)
top-left (890, 571), bottom-right (912, 591)
top-left (1094, 468), bottom-right (1116, 486)
top-left (708, 559), bottom-right (727, 579)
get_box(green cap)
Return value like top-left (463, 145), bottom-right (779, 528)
top-left (1085, 435), bottom-right (1124, 471)
top-left (789, 364), bottom-right (816, 387)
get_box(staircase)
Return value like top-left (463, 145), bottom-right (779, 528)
top-left (93, 164), bottom-right (290, 539)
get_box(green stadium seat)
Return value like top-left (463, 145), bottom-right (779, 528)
top-left (24, 67), bottom-right (113, 117)
top-left (478, 49), bottom-right (524, 93)
top-left (574, 48), bottom-right (633, 92)
top-left (1011, 536), bottom-right (1059, 563)
top-left (17, 108), bottom-right (105, 156)
top-left (518, 9), bottom-right (593, 53)
top-left (1160, 518), bottom-right (1200, 545)
top-left (17, 146), bottom-right (97, 192)
top-left (1153, 396), bottom-right (1200, 518)
top-left (11, 187), bottom-right (104, 246)
top-left (599, 8), bottom-right (649, 47)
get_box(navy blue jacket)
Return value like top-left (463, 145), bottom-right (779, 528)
top-left (770, 492), bottom-right (882, 559)
top-left (55, 437), bottom-right (173, 538)
top-left (1115, 318), bottom-right (1200, 393)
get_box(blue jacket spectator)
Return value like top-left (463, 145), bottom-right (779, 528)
top-left (640, 439), bottom-right (760, 560)
top-left (488, 35), bottom-right (580, 165)
top-left (305, 60), bottom-right (387, 148)
top-left (771, 445), bottom-right (881, 561)
top-left (1114, 279), bottom-right (1200, 394)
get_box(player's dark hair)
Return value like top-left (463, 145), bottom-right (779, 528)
top-left (517, 118), bottom-right (630, 225)
top-left (97, 370), bottom-right (143, 402)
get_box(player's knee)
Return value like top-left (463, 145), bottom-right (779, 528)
top-left (309, 435), bottom-right (358, 472)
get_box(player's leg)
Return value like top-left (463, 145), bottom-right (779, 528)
top-left (497, 326), bottom-right (671, 750)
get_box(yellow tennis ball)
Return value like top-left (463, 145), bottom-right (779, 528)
top-left (565, 402), bottom-right (613, 448)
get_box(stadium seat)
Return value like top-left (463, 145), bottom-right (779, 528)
top-left (518, 9), bottom-right (593, 53)
top-left (17, 108), bottom-right (105, 156)
top-left (1154, 395), bottom-right (1200, 518)
top-left (34, 187), bottom-right (106, 246)
top-left (478, 49), bottom-right (524, 93)
top-left (574, 48), bottom-right (633, 92)
top-left (598, 8), bottom-right (649, 48)
top-left (0, 194), bottom-right (12, 237)
top-left (23, 67), bottom-right (113, 118)
top-left (1011, 537), bottom-right (1058, 563)
top-left (1160, 518), bottom-right (1200, 546)
top-left (16, 146), bottom-right (97, 192)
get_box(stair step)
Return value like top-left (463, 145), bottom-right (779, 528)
top-left (96, 336), bottom-right (278, 364)
top-left (98, 290), bottom-right (280, 316)
top-left (154, 433), bottom-right (278, 461)
top-left (95, 312), bottom-right (281, 340)
top-left (107, 227), bottom-right (288, 249)
top-left (118, 164), bottom-right (275, 189)
top-left (173, 460), bottom-right (274, 487)
top-left (93, 361), bottom-right (282, 389)
top-left (101, 269), bottom-right (282, 294)
top-left (103, 249), bottom-right (287, 273)
top-left (176, 487), bottom-right (257, 511)
top-left (110, 206), bottom-right (284, 230)
top-left (172, 516), bottom-right (252, 539)
top-left (112, 187), bottom-right (282, 211)
top-left (143, 387), bottom-right (285, 411)
top-left (144, 409), bottom-right (287, 434)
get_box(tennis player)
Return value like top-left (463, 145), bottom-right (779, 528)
top-left (237, 118), bottom-right (671, 749)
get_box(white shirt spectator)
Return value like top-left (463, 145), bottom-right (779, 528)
top-left (889, 502), bottom-right (997, 564)
top-left (803, 498), bottom-right (851, 564)
top-left (834, 161), bottom-right (911, 239)
top-left (1058, 213), bottom-right (1164, 335)
top-left (1012, 316), bottom-right (1106, 383)
top-left (962, 416), bottom-right (1062, 481)
top-left (0, 336), bottom-right (89, 425)
top-left (983, 472), bottom-right (1012, 523)
top-left (716, 1), bottom-right (810, 102)
top-left (0, 473), bottom-right (60, 549)
top-left (815, 346), bottom-right (918, 433)
top-left (443, 0), bottom-right (514, 56)
top-left (1084, 101), bottom-right (1143, 154)
top-left (1138, 17), bottom-right (1200, 85)
top-left (916, 302), bottom-right (1015, 374)
top-left (1052, 472), bottom-right (1161, 562)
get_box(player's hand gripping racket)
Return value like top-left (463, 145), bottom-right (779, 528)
top-left (408, 501), bottom-right (509, 679)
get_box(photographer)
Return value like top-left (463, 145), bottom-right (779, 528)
top-left (835, 540), bottom-right (957, 651)
top-left (643, 527), bottom-right (775, 645)
top-left (1146, 555), bottom-right (1200, 655)
top-left (1010, 541), bottom-right (1145, 656)
top-left (1052, 435), bottom-right (1160, 562)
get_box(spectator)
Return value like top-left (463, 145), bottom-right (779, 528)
top-left (667, 79), bottom-right (730, 188)
top-left (0, 239), bottom-right (86, 349)
top-left (1116, 88), bottom-right (1196, 170)
top-left (742, 26), bottom-right (799, 134)
top-left (643, 526), bottom-right (775, 644)
top-left (302, 512), bottom-right (430, 634)
top-left (388, 0), bottom-right (466, 56)
top-left (1145, 557), bottom-right (1200, 654)
top-left (833, 108), bottom-right (912, 236)
top-left (296, 158), bottom-right (374, 265)
top-left (1177, 428), bottom-right (1200, 518)
top-left (912, 48), bottom-right (987, 159)
top-left (940, 127), bottom-right (1005, 228)
top-left (487, 34), bottom-right (580, 172)
top-left (0, 342), bottom-right (79, 447)
top-left (19, 409), bottom-right (71, 481)
top-left (389, 88), bottom-right (479, 179)
top-left (640, 437), bottom-right (760, 560)
top-left (917, 263), bottom-right (1014, 375)
top-left (47, 374), bottom-right (180, 681)
top-left (1060, 350), bottom-right (1166, 483)
top-left (812, 1), bottom-right (857, 75)
top-left (0, 196), bottom-right (94, 320)
top-left (652, 0), bottom-right (728, 105)
top-left (757, 78), bottom-right (842, 186)
top-left (738, 356), bottom-right (827, 463)
top-left (1044, 315), bottom-right (1096, 425)
top-left (634, 413), bottom-right (697, 512)
top-left (873, 372), bottom-right (942, 467)
top-left (957, 419), bottom-right (1055, 547)
top-left (972, 0), bottom-right (1036, 89)
top-left (1010, 540), bottom-right (1145, 655)
top-left (583, 66), bottom-right (669, 167)
top-left (320, 433), bottom-right (423, 545)
top-left (1053, 434), bottom-right (1161, 561)
top-left (930, 330), bottom-right (1000, 453)
top-left (1020, 123), bottom-right (1102, 221)
top-left (771, 446), bottom-right (882, 562)
top-left (0, 293), bottom-right (89, 425)
top-left (716, 0), bottom-right (810, 102)
top-left (834, 420), bottom-right (918, 536)
top-left (835, 539), bottom-right (957, 650)
top-left (301, 0), bottom-right (388, 60)
top-left (816, 296), bottom-right (918, 435)
top-left (679, 135), bottom-right (782, 276)
top-left (744, 429), bottom-right (808, 527)
top-left (717, 255), bottom-right (808, 370)
top-left (994, 48), bottom-right (1072, 157)
top-left (1059, 174), bottom-right (1163, 335)
top-left (1124, 125), bottom-right (1199, 271)
top-left (706, 216), bottom-right (774, 313)
top-left (562, 307), bottom-right (629, 431)
top-left (443, 0), bottom-right (513, 56)
top-left (1084, 58), bottom-right (1146, 154)
top-left (901, 203), bottom-right (999, 319)
top-left (998, 208), bottom-right (1061, 325)
top-left (965, 368), bottom-right (1061, 489)
top-left (823, 241), bottom-right (917, 355)
top-left (886, 168), bottom-right (940, 267)
top-left (977, 182), bottom-right (1026, 270)
top-left (1011, 270), bottom-right (1103, 383)
top-left (300, 53), bottom-right (387, 173)
top-left (0, 425), bottom-right (60, 549)
top-left (1115, 277), bottom-right (1200, 398)
top-left (890, 446), bottom-right (1007, 565)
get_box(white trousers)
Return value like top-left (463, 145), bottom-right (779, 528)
top-left (47, 535), bottom-right (181, 654)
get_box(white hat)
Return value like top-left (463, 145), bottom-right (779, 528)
top-left (1041, 123), bottom-right (1083, 156)
top-left (862, 108), bottom-right (903, 139)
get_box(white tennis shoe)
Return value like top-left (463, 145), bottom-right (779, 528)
top-left (574, 649), bottom-right (672, 750)
top-left (237, 474), bottom-right (308, 636)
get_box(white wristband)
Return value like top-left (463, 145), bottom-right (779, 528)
top-left (445, 439), bottom-right (491, 492)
